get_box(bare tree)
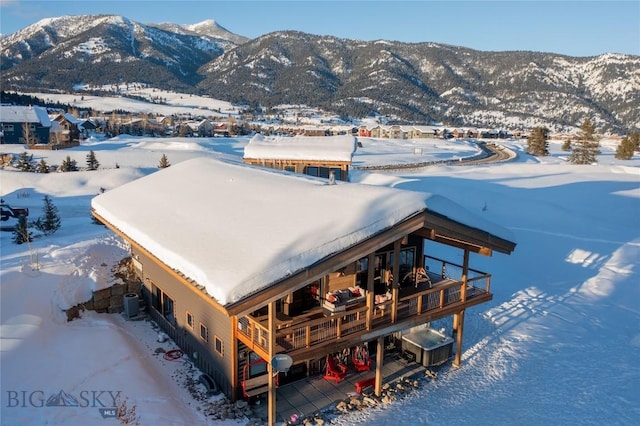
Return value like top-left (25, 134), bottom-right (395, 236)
top-left (21, 123), bottom-right (40, 146)
top-left (116, 396), bottom-right (140, 425)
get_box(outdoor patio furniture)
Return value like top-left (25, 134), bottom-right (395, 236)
top-left (323, 354), bottom-right (347, 383)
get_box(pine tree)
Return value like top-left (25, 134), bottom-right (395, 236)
top-left (630, 131), bottom-right (640, 151)
top-left (561, 138), bottom-right (572, 152)
top-left (568, 119), bottom-right (600, 164)
top-left (15, 152), bottom-right (34, 172)
top-left (527, 126), bottom-right (549, 156)
top-left (12, 215), bottom-right (32, 244)
top-left (86, 150), bottom-right (100, 170)
top-left (36, 158), bottom-right (51, 173)
top-left (60, 155), bottom-right (78, 172)
top-left (615, 136), bottom-right (636, 160)
top-left (158, 154), bottom-right (171, 168)
top-left (35, 195), bottom-right (61, 236)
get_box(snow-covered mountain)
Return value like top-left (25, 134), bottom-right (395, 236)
top-left (197, 31), bottom-right (640, 133)
top-left (1, 15), bottom-right (638, 133)
top-left (151, 18), bottom-right (249, 46)
top-left (0, 15), bottom-right (241, 90)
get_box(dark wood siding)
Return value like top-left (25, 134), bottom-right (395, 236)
top-left (132, 247), bottom-right (235, 398)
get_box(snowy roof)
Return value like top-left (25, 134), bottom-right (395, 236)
top-left (91, 157), bottom-right (515, 307)
top-left (0, 105), bottom-right (51, 127)
top-left (91, 157), bottom-right (430, 305)
top-left (243, 134), bottom-right (356, 162)
top-left (63, 113), bottom-right (83, 124)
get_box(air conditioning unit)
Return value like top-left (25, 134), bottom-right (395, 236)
top-left (123, 293), bottom-right (139, 318)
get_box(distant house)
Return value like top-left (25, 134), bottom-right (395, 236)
top-left (50, 113), bottom-right (81, 144)
top-left (91, 157), bottom-right (516, 413)
top-left (194, 119), bottom-right (214, 137)
top-left (358, 125), bottom-right (371, 137)
top-left (243, 134), bottom-right (356, 181)
top-left (213, 123), bottom-right (229, 137)
top-left (388, 125), bottom-right (407, 139)
top-left (369, 125), bottom-right (387, 138)
top-left (480, 129), bottom-right (499, 139)
top-left (406, 126), bottom-right (433, 139)
top-left (0, 105), bottom-right (51, 145)
top-left (80, 118), bottom-right (98, 132)
top-left (451, 128), bottom-right (466, 139)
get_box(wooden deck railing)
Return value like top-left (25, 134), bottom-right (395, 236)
top-left (237, 256), bottom-right (491, 356)
top-left (275, 306), bottom-right (368, 352)
top-left (237, 315), bottom-right (270, 354)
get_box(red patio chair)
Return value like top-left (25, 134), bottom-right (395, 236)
top-left (352, 345), bottom-right (371, 372)
top-left (323, 354), bottom-right (347, 383)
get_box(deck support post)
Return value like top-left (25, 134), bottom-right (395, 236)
top-left (375, 335), bottom-right (384, 396)
top-left (268, 301), bottom-right (276, 426)
top-left (453, 309), bottom-right (465, 367)
top-left (367, 253), bottom-right (375, 328)
top-left (461, 249), bottom-right (469, 302)
top-left (390, 239), bottom-right (401, 323)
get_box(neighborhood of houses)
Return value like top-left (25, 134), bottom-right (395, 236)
top-left (0, 104), bottom-right (521, 147)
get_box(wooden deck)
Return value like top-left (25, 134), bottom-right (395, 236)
top-left (236, 269), bottom-right (491, 363)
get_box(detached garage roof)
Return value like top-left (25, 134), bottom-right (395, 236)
top-left (243, 134), bottom-right (356, 162)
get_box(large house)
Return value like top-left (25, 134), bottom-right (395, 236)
top-left (0, 105), bottom-right (51, 145)
top-left (91, 157), bottom-right (515, 421)
top-left (243, 134), bottom-right (357, 181)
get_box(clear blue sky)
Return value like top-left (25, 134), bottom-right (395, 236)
top-left (1, 0), bottom-right (638, 57)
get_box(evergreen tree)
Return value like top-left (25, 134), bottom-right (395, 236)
top-left (15, 151), bottom-right (34, 172)
top-left (158, 154), bottom-right (171, 168)
top-left (561, 138), bottom-right (572, 152)
top-left (630, 131), bottom-right (640, 151)
top-left (60, 155), bottom-right (78, 172)
top-left (35, 158), bottom-right (51, 173)
top-left (35, 195), bottom-right (61, 236)
top-left (12, 215), bottom-right (32, 244)
top-left (568, 119), bottom-right (600, 164)
top-left (615, 135), bottom-right (636, 160)
top-left (86, 150), bottom-right (100, 170)
top-left (526, 126), bottom-right (549, 156)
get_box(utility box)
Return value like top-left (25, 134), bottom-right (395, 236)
top-left (123, 293), bottom-right (140, 318)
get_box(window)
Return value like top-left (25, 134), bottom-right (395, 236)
top-left (151, 283), bottom-right (175, 326)
top-left (304, 166), bottom-right (319, 177)
top-left (214, 336), bottom-right (224, 356)
top-left (284, 165), bottom-right (295, 173)
top-left (249, 352), bottom-right (266, 376)
top-left (3, 124), bottom-right (14, 132)
top-left (162, 292), bottom-right (174, 323)
top-left (186, 312), bottom-right (194, 329)
top-left (200, 323), bottom-right (208, 342)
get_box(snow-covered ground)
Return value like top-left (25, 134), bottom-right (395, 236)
top-left (1, 133), bottom-right (639, 425)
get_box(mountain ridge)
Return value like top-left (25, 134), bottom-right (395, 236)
top-left (1, 14), bottom-right (638, 133)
